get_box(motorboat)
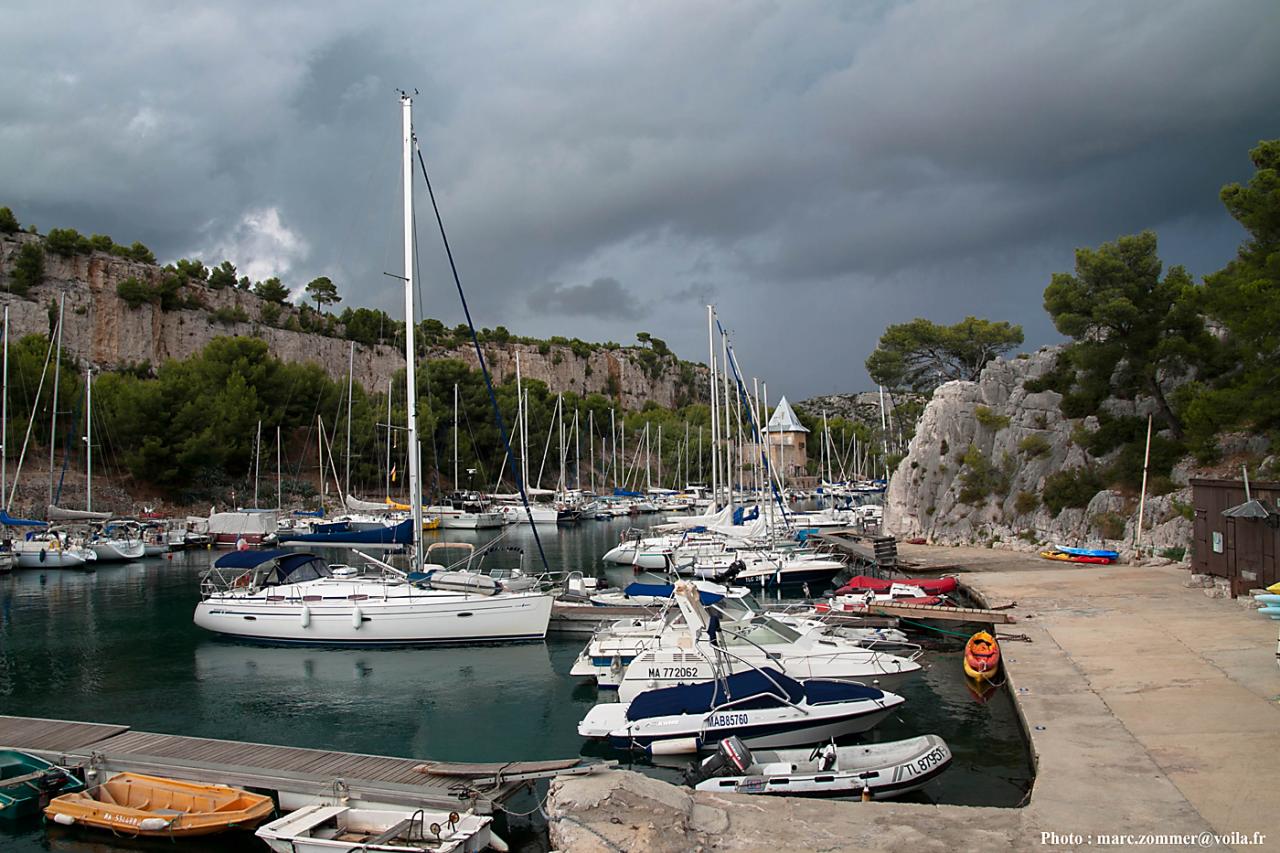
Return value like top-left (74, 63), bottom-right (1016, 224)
top-left (570, 589), bottom-right (916, 689)
top-left (688, 734), bottom-right (952, 799)
top-left (603, 583), bottom-right (921, 699)
top-left (194, 549), bottom-right (553, 645)
top-left (45, 772), bottom-right (273, 837)
top-left (256, 803), bottom-right (492, 853)
top-left (577, 666), bottom-right (904, 752)
top-left (0, 750), bottom-right (83, 819)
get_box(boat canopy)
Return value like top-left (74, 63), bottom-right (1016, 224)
top-left (0, 509), bottom-right (46, 527)
top-left (625, 668), bottom-right (884, 722)
top-left (623, 582), bottom-right (724, 605)
top-left (212, 550), bottom-right (332, 585)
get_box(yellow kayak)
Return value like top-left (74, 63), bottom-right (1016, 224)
top-left (963, 631), bottom-right (1001, 681)
top-left (1268, 581), bottom-right (1280, 594)
top-left (45, 773), bottom-right (273, 837)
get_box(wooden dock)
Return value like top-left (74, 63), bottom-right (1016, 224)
top-left (830, 601), bottom-right (1016, 624)
top-left (0, 715), bottom-right (607, 815)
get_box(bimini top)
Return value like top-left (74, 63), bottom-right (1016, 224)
top-left (625, 668), bottom-right (885, 721)
top-left (213, 550), bottom-right (331, 585)
top-left (623, 582), bottom-right (724, 605)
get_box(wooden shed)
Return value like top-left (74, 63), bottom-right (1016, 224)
top-left (1190, 477), bottom-right (1280, 597)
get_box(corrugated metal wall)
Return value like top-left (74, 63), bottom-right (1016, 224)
top-left (1191, 478), bottom-right (1280, 596)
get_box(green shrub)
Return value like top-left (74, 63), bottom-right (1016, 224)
top-left (9, 242), bottom-right (44, 294)
top-left (117, 277), bottom-right (155, 308)
top-left (45, 227), bottom-right (89, 257)
top-left (974, 405), bottom-right (1011, 430)
top-left (1092, 511), bottom-right (1126, 540)
top-left (1018, 433), bottom-right (1051, 458)
top-left (0, 207), bottom-right (18, 234)
top-left (1159, 546), bottom-right (1187, 561)
top-left (1033, 412), bottom-right (1049, 429)
top-left (210, 306), bottom-right (249, 325)
top-left (1042, 467), bottom-right (1104, 515)
top-left (1014, 491), bottom-right (1040, 514)
top-left (957, 445), bottom-right (1015, 504)
top-left (537, 342), bottom-right (551, 356)
top-left (259, 302), bottom-right (282, 326)
top-left (1148, 475), bottom-right (1179, 496)
top-left (88, 234), bottom-right (114, 252)
top-left (1170, 497), bottom-right (1194, 521)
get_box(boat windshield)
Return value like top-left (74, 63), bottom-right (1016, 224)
top-left (270, 555), bottom-right (333, 585)
top-left (720, 616), bottom-right (803, 647)
top-left (711, 594), bottom-right (762, 621)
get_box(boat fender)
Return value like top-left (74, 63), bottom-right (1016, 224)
top-left (139, 818), bottom-right (171, 832)
top-left (648, 737), bottom-right (701, 755)
top-left (52, 812), bottom-right (75, 826)
top-left (488, 829), bottom-right (511, 852)
top-left (300, 605), bottom-right (311, 628)
top-left (39, 549), bottom-right (46, 563)
top-left (352, 605), bottom-right (363, 629)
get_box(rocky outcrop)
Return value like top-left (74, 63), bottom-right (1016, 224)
top-left (884, 347), bottom-right (1194, 562)
top-left (0, 233), bottom-right (703, 409)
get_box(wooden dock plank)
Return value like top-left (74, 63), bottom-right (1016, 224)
top-left (0, 715), bottom-right (130, 753)
top-left (0, 714), bottom-right (592, 813)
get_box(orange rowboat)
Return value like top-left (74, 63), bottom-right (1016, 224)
top-left (44, 773), bottom-right (273, 837)
top-left (963, 631), bottom-right (1000, 681)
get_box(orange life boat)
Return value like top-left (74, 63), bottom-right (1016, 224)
top-left (963, 631), bottom-right (1001, 681)
top-left (44, 772), bottom-right (274, 837)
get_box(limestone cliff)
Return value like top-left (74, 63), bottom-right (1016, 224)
top-left (0, 232), bottom-right (704, 409)
top-left (884, 347), bottom-right (1194, 562)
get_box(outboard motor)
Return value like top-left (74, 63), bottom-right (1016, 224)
top-left (713, 559), bottom-right (746, 583)
top-left (685, 736), bottom-right (754, 785)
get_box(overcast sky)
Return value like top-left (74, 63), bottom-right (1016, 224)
top-left (2, 1), bottom-right (1276, 399)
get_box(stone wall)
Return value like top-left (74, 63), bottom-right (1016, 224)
top-left (0, 233), bottom-right (703, 409)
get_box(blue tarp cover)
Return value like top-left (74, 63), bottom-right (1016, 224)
top-left (277, 518), bottom-right (413, 545)
top-left (612, 488), bottom-right (644, 498)
top-left (626, 668), bottom-right (884, 721)
top-left (622, 582), bottom-right (724, 605)
top-left (0, 510), bottom-right (46, 527)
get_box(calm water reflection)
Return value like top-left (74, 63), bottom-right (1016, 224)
top-left (0, 516), bottom-right (1032, 852)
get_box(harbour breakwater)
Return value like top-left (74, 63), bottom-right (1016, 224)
top-left (882, 347), bottom-right (1239, 562)
top-left (0, 232), bottom-right (703, 408)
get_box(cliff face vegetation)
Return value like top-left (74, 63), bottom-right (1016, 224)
top-left (880, 139), bottom-right (1280, 560)
top-left (0, 231), bottom-right (704, 410)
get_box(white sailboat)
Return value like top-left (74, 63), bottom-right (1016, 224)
top-left (194, 93), bottom-right (552, 645)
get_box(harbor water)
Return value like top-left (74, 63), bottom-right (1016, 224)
top-left (0, 517), bottom-right (1033, 851)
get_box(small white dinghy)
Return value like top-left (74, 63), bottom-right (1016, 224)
top-left (689, 734), bottom-right (952, 798)
top-left (255, 803), bottom-right (493, 853)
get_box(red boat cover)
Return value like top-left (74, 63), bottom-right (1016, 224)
top-left (835, 575), bottom-right (958, 596)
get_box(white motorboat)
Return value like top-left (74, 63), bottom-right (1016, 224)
top-left (601, 582), bottom-right (921, 698)
top-left (578, 665), bottom-right (905, 752)
top-left (689, 734), bottom-right (952, 798)
top-left (194, 550), bottom-right (552, 645)
top-left (256, 803), bottom-right (492, 853)
top-left (89, 537), bottom-right (145, 562)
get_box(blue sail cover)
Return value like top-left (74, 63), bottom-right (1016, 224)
top-left (731, 506), bottom-right (760, 525)
top-left (613, 488), bottom-right (644, 498)
top-left (214, 549), bottom-right (296, 569)
top-left (622, 582), bottom-right (724, 605)
top-left (0, 510), bottom-right (46, 527)
top-left (277, 518), bottom-right (413, 546)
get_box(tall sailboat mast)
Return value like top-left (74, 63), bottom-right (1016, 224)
top-left (1, 307), bottom-right (7, 510)
top-left (401, 92), bottom-right (424, 557)
top-left (48, 294), bottom-right (65, 506)
top-left (84, 367), bottom-right (92, 512)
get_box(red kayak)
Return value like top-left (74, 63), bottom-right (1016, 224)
top-left (835, 575), bottom-right (959, 596)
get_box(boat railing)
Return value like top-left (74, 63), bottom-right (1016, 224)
top-left (698, 628), bottom-right (811, 716)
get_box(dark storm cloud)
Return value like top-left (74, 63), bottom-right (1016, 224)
top-left (527, 277), bottom-right (642, 320)
top-left (1, 0), bottom-right (1276, 396)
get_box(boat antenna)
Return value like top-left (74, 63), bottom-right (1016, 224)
top-left (413, 138), bottom-right (551, 573)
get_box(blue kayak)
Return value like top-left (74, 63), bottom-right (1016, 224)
top-left (1053, 545), bottom-right (1120, 559)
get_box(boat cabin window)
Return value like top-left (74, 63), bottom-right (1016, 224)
top-left (268, 556), bottom-right (333, 585)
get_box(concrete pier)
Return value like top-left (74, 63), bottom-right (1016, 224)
top-left (549, 554), bottom-right (1279, 851)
